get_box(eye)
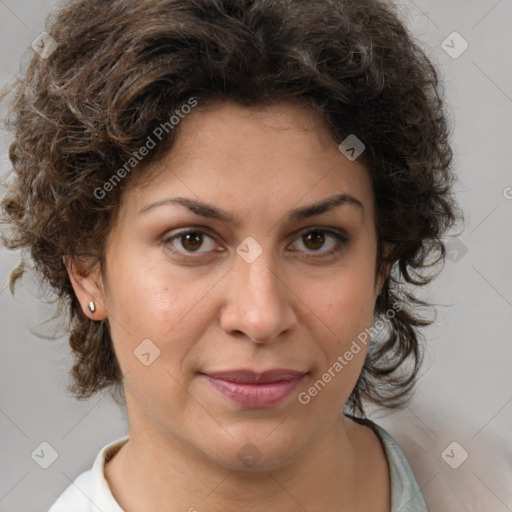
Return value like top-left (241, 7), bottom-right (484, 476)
top-left (163, 227), bottom-right (349, 261)
top-left (288, 228), bottom-right (349, 257)
top-left (164, 229), bottom-right (221, 256)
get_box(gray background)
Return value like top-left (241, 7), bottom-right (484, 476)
top-left (1, 1), bottom-right (511, 511)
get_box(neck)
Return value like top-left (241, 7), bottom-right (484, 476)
top-left (105, 414), bottom-right (366, 512)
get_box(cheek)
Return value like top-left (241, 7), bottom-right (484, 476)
top-left (104, 236), bottom-right (198, 329)
top-left (102, 247), bottom-right (209, 373)
top-left (300, 257), bottom-right (377, 400)
top-left (311, 267), bottom-right (377, 340)
top-left (104, 269), bottom-right (210, 417)
top-left (297, 275), bottom-right (376, 412)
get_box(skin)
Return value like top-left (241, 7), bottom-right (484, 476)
top-left (67, 100), bottom-right (391, 512)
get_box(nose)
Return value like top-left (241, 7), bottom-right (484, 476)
top-left (219, 246), bottom-right (298, 344)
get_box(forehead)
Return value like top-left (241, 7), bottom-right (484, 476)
top-left (118, 100), bottom-right (374, 225)
top-left (168, 100), bottom-right (347, 167)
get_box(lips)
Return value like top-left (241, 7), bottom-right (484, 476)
top-left (202, 369), bottom-right (307, 408)
top-left (207, 369), bottom-right (306, 383)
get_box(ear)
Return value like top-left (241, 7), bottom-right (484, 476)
top-left (63, 256), bottom-right (108, 320)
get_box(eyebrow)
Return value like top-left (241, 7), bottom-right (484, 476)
top-left (138, 193), bottom-right (364, 223)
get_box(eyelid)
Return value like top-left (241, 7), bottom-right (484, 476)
top-left (162, 226), bottom-right (350, 259)
top-left (289, 225), bottom-right (349, 242)
top-left (287, 227), bottom-right (349, 257)
top-left (162, 227), bottom-right (221, 253)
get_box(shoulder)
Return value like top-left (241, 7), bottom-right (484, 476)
top-left (47, 436), bottom-right (129, 512)
top-left (345, 414), bottom-right (429, 512)
top-left (47, 470), bottom-right (93, 512)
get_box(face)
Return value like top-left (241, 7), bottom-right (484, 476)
top-left (72, 100), bottom-right (386, 471)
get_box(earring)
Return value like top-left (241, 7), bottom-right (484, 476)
top-left (88, 301), bottom-right (96, 313)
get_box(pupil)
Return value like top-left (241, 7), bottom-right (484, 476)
top-left (183, 232), bottom-right (202, 251)
top-left (305, 231), bottom-right (324, 250)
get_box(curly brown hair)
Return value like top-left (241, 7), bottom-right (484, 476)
top-left (1, 0), bottom-right (460, 416)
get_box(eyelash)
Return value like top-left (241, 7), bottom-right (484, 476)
top-left (162, 227), bottom-right (349, 261)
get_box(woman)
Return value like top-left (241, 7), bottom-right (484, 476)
top-left (1, 0), bottom-right (460, 510)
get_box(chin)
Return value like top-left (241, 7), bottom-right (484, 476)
top-left (203, 430), bottom-right (311, 473)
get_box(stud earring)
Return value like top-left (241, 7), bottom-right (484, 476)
top-left (88, 301), bottom-right (96, 313)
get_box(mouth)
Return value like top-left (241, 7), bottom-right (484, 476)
top-left (200, 369), bottom-right (308, 408)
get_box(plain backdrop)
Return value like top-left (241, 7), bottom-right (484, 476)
top-left (1, 1), bottom-right (511, 511)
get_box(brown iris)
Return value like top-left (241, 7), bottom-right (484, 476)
top-left (181, 232), bottom-right (203, 251)
top-left (303, 231), bottom-right (325, 250)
